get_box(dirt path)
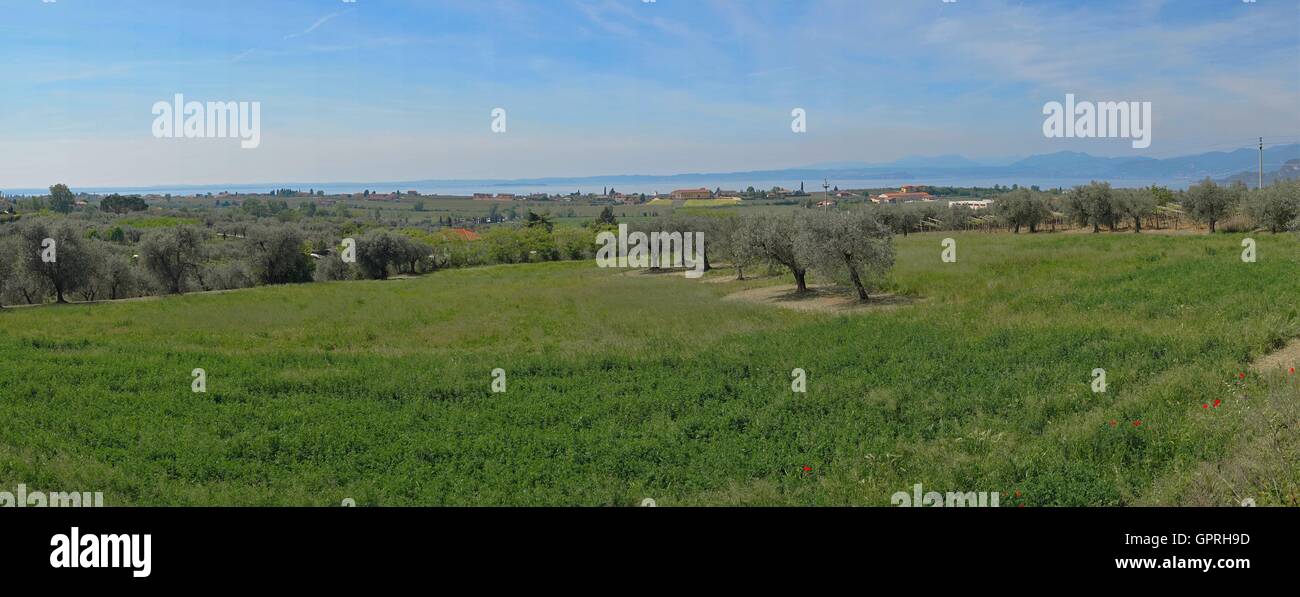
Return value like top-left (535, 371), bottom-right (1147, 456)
top-left (1253, 338), bottom-right (1300, 373)
top-left (722, 284), bottom-right (923, 314)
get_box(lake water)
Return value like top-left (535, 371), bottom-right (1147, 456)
top-left (2, 176), bottom-right (1195, 198)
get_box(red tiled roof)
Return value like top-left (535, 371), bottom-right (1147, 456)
top-left (448, 228), bottom-right (481, 241)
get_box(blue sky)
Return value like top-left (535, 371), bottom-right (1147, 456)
top-left (0, 0), bottom-right (1297, 187)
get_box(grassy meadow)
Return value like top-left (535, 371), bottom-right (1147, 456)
top-left (1, 231), bottom-right (1298, 505)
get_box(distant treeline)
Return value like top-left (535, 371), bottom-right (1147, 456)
top-left (0, 178), bottom-right (1296, 308)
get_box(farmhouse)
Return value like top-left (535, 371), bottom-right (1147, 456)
top-left (873, 191), bottom-right (935, 204)
top-left (671, 188), bottom-right (712, 200)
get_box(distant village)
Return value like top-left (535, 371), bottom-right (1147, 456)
top-left (462, 182), bottom-right (995, 210)
top-left (0, 181), bottom-right (996, 216)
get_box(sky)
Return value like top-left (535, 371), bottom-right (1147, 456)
top-left (0, 0), bottom-right (1297, 188)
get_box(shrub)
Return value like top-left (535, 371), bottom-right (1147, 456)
top-left (248, 226), bottom-right (313, 285)
top-left (553, 226), bottom-right (596, 261)
top-left (314, 253), bottom-right (356, 282)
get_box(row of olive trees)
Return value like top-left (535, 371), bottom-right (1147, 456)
top-left (1062, 179), bottom-right (1299, 234)
top-left (993, 188), bottom-right (1056, 233)
top-left (873, 203), bottom-right (974, 236)
top-left (313, 228), bottom-right (434, 281)
top-left (874, 179), bottom-right (1298, 236)
top-left (689, 210), bottom-right (895, 301)
top-left (0, 221), bottom-right (146, 305)
top-left (0, 214), bottom-right (607, 306)
top-left (0, 220), bottom-right (329, 307)
top-left (1242, 179), bottom-right (1300, 233)
top-left (1060, 182), bottom-right (1170, 233)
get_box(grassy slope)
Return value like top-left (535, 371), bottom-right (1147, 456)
top-left (0, 232), bottom-right (1297, 505)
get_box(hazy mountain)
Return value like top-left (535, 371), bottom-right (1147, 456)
top-left (885, 154), bottom-right (985, 168)
top-left (14, 144), bottom-right (1299, 197)
top-left (1219, 158), bottom-right (1300, 186)
top-left (799, 144), bottom-right (1300, 182)
top-left (1126, 146), bottom-right (1300, 179)
top-left (1006, 151), bottom-right (1152, 175)
top-left (804, 154), bottom-right (987, 169)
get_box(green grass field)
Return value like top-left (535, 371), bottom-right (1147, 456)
top-left (682, 198), bottom-right (743, 208)
top-left (1, 231), bottom-right (1298, 505)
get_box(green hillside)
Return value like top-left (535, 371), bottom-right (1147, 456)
top-left (1, 232), bottom-right (1297, 505)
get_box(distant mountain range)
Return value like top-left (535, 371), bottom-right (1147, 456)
top-left (7, 144), bottom-right (1298, 197)
top-left (801, 144), bottom-right (1300, 181)
top-left (806, 154), bottom-right (995, 169)
top-left (1219, 159), bottom-right (1300, 187)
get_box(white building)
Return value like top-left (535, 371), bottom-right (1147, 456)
top-left (948, 199), bottom-right (994, 211)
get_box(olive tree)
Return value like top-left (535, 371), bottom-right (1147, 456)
top-left (49, 184), bottom-right (76, 214)
top-left (2, 233), bottom-right (50, 305)
top-left (248, 226), bottom-right (313, 285)
top-left (1245, 180), bottom-right (1300, 233)
top-left (1184, 178), bottom-right (1239, 233)
top-left (395, 234), bottom-right (433, 274)
top-left (101, 253), bottom-right (140, 300)
top-left (1113, 188), bottom-right (1156, 233)
top-left (994, 188), bottom-right (1051, 233)
top-left (794, 209), bottom-right (895, 301)
top-left (73, 247), bottom-right (109, 302)
top-left (1064, 181), bottom-right (1117, 233)
top-left (18, 220), bottom-right (97, 303)
top-left (0, 240), bottom-right (12, 308)
top-left (356, 229), bottom-right (404, 279)
top-left (741, 212), bottom-right (811, 292)
top-left (139, 226), bottom-right (206, 294)
top-left (314, 252), bottom-right (356, 281)
top-left (718, 216), bottom-right (759, 280)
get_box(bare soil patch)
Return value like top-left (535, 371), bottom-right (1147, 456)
top-left (1254, 338), bottom-right (1300, 373)
top-left (722, 284), bottom-right (922, 314)
top-left (701, 272), bottom-right (781, 284)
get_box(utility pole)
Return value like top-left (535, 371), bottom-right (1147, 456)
top-left (1259, 137), bottom-right (1264, 189)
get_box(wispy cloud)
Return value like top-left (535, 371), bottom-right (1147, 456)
top-left (284, 8), bottom-right (354, 40)
top-left (1, 0), bottom-right (1295, 187)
